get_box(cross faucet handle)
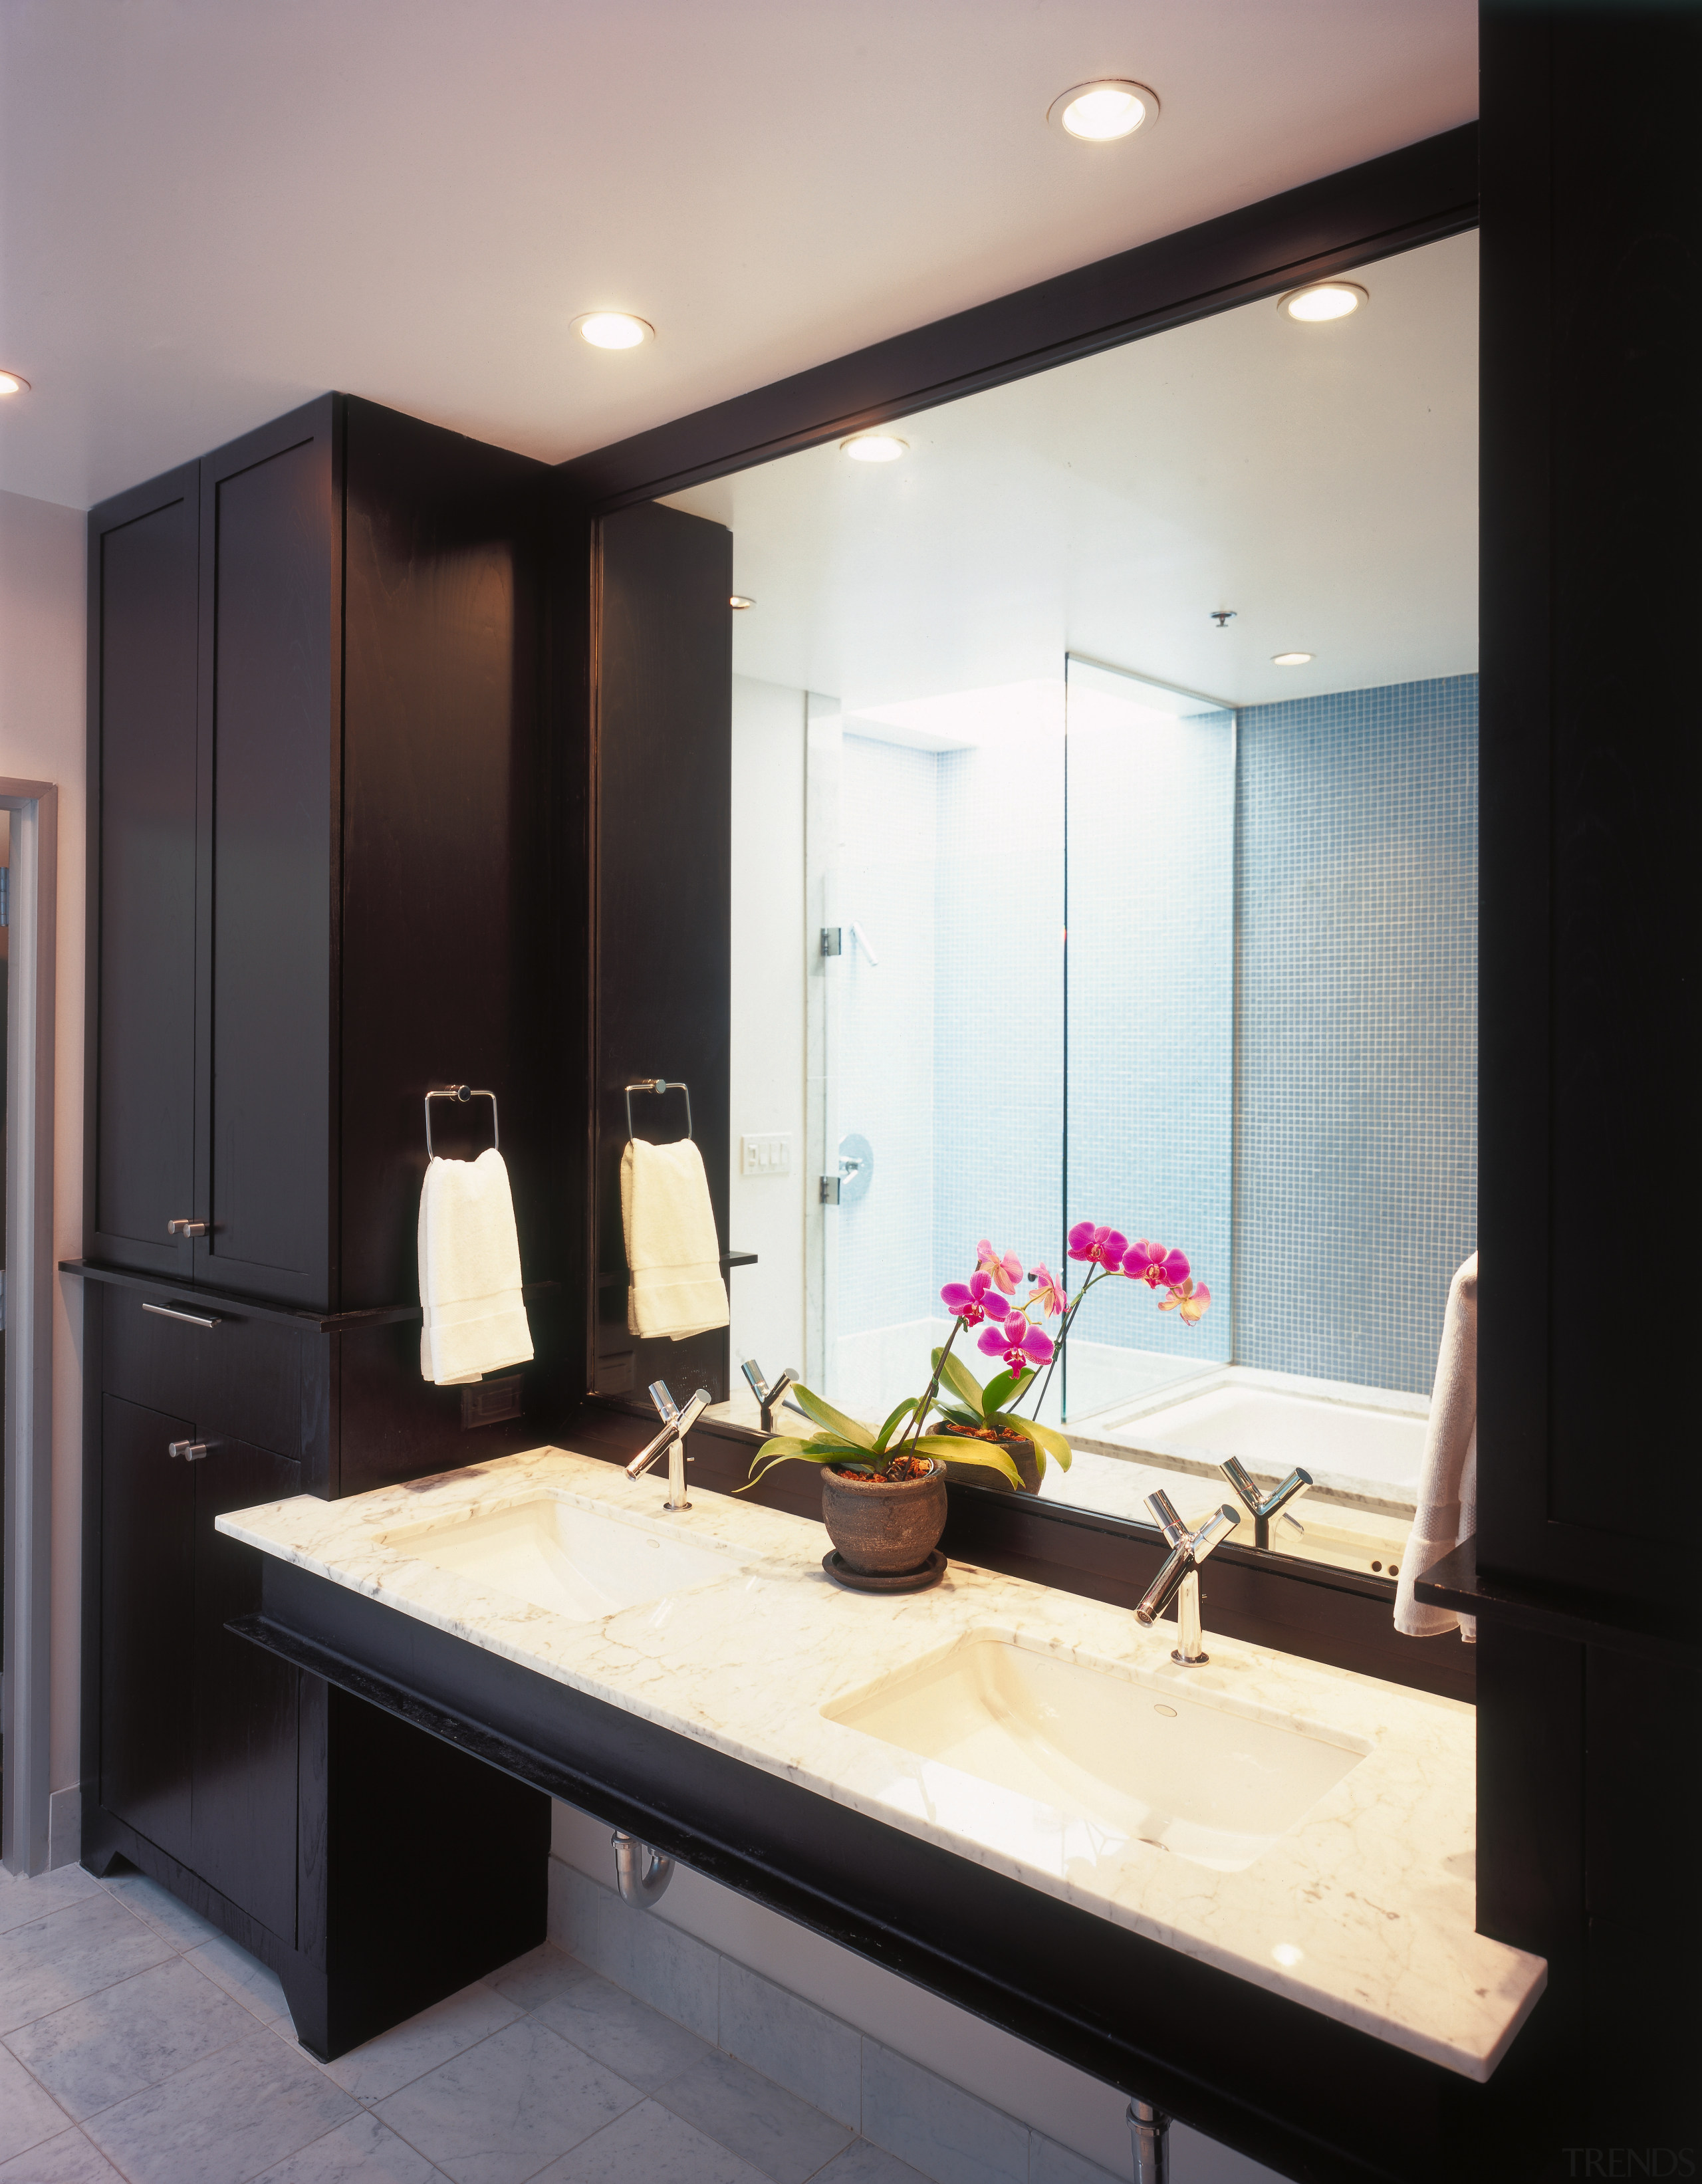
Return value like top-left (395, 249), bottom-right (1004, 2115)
top-left (1145, 1488), bottom-right (1188, 1547)
top-left (648, 1380), bottom-right (681, 1425)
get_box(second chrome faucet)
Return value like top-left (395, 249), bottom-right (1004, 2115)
top-left (1135, 1489), bottom-right (1240, 1665)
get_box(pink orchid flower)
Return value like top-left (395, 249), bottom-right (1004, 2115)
top-left (977, 1312), bottom-right (1055, 1376)
top-left (1124, 1239), bottom-right (1190, 1290)
top-left (1157, 1277), bottom-right (1211, 1325)
top-left (940, 1269), bottom-right (998, 1324)
top-left (976, 1239), bottom-right (1024, 1295)
top-left (1027, 1263), bottom-right (1066, 1318)
top-left (1066, 1221), bottom-right (1128, 1271)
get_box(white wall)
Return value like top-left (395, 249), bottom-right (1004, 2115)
top-left (727, 673), bottom-right (807, 1387)
top-left (0, 487), bottom-right (88, 1848)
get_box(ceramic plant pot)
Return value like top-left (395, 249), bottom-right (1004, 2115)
top-left (936, 1422), bottom-right (1043, 1495)
top-left (820, 1460), bottom-right (948, 1576)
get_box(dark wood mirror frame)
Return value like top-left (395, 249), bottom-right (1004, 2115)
top-left (561, 120), bottom-right (1484, 1708)
top-left (556, 17), bottom-right (1702, 2155)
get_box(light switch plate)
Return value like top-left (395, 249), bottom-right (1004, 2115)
top-left (740, 1132), bottom-right (792, 1177)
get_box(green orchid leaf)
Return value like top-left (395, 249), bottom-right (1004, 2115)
top-left (1006, 1366), bottom-right (1038, 1406)
top-left (787, 1384), bottom-right (876, 1451)
top-left (738, 1436), bottom-right (839, 1493)
top-left (932, 1347), bottom-right (988, 1415)
top-left (910, 1432), bottom-right (1026, 1489)
top-left (874, 1398), bottom-right (917, 1453)
top-left (931, 1403), bottom-right (980, 1430)
top-left (991, 1413), bottom-right (1073, 1473)
top-left (981, 1368), bottom-right (1017, 1416)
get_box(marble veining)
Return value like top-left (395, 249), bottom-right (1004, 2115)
top-left (216, 1447), bottom-right (1544, 2082)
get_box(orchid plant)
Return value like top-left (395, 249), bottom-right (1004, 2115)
top-left (746, 1223), bottom-right (1211, 1496)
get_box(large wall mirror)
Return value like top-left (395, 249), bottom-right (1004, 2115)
top-left (632, 229), bottom-right (1477, 1580)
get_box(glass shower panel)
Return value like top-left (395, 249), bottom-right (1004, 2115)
top-left (811, 687), bottom-right (1066, 1431)
top-left (1062, 656), bottom-right (1235, 1424)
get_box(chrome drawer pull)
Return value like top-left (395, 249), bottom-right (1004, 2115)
top-left (142, 1302), bottom-right (222, 1330)
top-left (166, 1219), bottom-right (207, 1237)
top-left (168, 1441), bottom-right (211, 1463)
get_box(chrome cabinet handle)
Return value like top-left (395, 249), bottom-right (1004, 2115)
top-left (168, 1441), bottom-right (211, 1462)
top-left (142, 1302), bottom-right (221, 1330)
top-left (166, 1219), bottom-right (207, 1237)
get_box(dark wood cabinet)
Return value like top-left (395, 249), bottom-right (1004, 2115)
top-left (80, 390), bottom-right (564, 2058)
top-left (86, 392), bottom-right (562, 1316)
top-left (86, 467), bottom-right (200, 1278)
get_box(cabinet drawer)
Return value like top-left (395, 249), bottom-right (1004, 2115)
top-left (100, 1283), bottom-right (325, 1464)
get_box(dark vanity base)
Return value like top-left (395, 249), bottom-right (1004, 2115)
top-left (82, 1678), bottom-right (548, 2061)
top-left (237, 1555), bottom-right (1543, 2184)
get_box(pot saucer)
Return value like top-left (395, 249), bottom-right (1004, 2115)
top-left (822, 1548), bottom-right (947, 1594)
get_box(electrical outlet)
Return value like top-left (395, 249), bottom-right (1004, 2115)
top-left (740, 1132), bottom-right (792, 1177)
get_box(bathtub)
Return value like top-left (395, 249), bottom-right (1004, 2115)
top-left (1072, 1365), bottom-right (1430, 1516)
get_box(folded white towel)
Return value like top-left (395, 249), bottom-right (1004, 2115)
top-left (1396, 1251), bottom-right (1478, 1643)
top-left (418, 1147), bottom-right (534, 1386)
top-left (621, 1136), bottom-right (729, 1341)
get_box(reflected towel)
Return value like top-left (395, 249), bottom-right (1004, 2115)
top-left (1395, 1252), bottom-right (1478, 1643)
top-left (622, 1136), bottom-right (729, 1341)
top-left (418, 1147), bottom-right (534, 1386)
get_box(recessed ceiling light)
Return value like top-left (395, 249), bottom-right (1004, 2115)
top-left (572, 312), bottom-right (654, 350)
top-left (1047, 80), bottom-right (1159, 142)
top-left (1272, 652), bottom-right (1313, 667)
top-left (840, 434), bottom-right (908, 463)
top-left (0, 371), bottom-right (31, 396)
top-left (729, 595), bottom-right (756, 610)
top-left (1279, 282), bottom-right (1368, 324)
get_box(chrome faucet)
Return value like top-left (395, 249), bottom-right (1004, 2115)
top-left (626, 1380), bottom-right (711, 1512)
top-left (740, 1358), bottom-right (804, 1435)
top-left (1135, 1489), bottom-right (1240, 1665)
top-left (1218, 1455), bottom-right (1312, 1552)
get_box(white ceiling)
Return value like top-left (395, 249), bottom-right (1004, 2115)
top-left (0, 0), bottom-right (1475, 511)
top-left (667, 231), bottom-right (1477, 713)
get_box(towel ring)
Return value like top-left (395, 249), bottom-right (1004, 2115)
top-left (624, 1078), bottom-right (693, 1143)
top-left (425, 1085), bottom-right (500, 1160)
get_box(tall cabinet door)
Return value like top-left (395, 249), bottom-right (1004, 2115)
top-left (98, 1394), bottom-right (196, 1865)
top-left (191, 1437), bottom-right (302, 1937)
top-left (87, 467), bottom-right (201, 1277)
top-left (195, 398), bottom-right (338, 1309)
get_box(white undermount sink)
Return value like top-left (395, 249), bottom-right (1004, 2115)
top-left (378, 1497), bottom-right (745, 1623)
top-left (825, 1631), bottom-right (1370, 1872)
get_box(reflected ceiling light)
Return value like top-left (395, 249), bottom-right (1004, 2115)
top-left (1047, 79), bottom-right (1159, 141)
top-left (729, 594), bottom-right (756, 610)
top-left (840, 433), bottom-right (908, 463)
top-left (1279, 281), bottom-right (1368, 323)
top-left (1272, 652), bottom-right (1313, 667)
top-left (0, 371), bottom-right (30, 396)
top-left (572, 312), bottom-right (654, 350)
top-left (1271, 1943), bottom-right (1305, 1969)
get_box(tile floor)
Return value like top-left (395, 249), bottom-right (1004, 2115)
top-left (0, 1862), bottom-right (931, 2184)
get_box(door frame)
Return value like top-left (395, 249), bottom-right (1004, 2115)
top-left (1, 776), bottom-right (59, 1876)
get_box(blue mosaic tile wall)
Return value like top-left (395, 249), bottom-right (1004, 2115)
top-left (1233, 673), bottom-right (1479, 1394)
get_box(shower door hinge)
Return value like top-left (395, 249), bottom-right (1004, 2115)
top-left (819, 1175), bottom-right (841, 1205)
top-left (820, 927), bottom-right (842, 956)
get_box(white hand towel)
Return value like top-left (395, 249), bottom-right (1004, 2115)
top-left (418, 1146), bottom-right (534, 1386)
top-left (1396, 1251), bottom-right (1479, 1643)
top-left (621, 1136), bottom-right (729, 1341)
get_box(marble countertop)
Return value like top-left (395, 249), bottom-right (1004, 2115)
top-left (217, 1445), bottom-right (1544, 2083)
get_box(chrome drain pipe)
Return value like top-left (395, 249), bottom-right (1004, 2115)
top-left (612, 1830), bottom-right (675, 1909)
top-left (1128, 2098), bottom-right (1171, 2184)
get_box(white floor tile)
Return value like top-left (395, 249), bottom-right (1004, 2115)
top-left (655, 2049), bottom-right (855, 2184)
top-left (185, 1931), bottom-right (294, 2028)
top-left (529, 1970), bottom-right (713, 2093)
top-left (374, 2016), bottom-right (642, 2184)
top-left (99, 1868), bottom-right (224, 1951)
top-left (252, 2110), bottom-right (448, 2183)
top-left (0, 2124), bottom-right (126, 2182)
top-left (0, 1866), bottom-right (104, 1937)
top-left (0, 1893), bottom-right (174, 2037)
top-left (0, 2044), bottom-right (74, 2164)
top-left (536, 2098), bottom-right (771, 2184)
top-left (4, 1955), bottom-right (255, 2122)
top-left (323, 1981), bottom-right (523, 2105)
top-left (82, 2022), bottom-right (360, 2184)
